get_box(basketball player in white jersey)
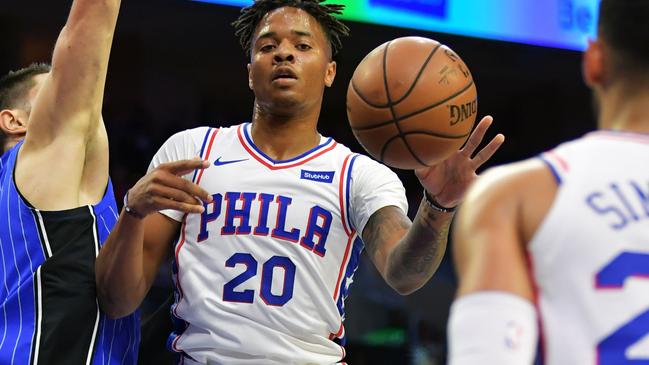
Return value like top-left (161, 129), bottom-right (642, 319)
top-left (96, 1), bottom-right (503, 363)
top-left (447, 1), bottom-right (649, 364)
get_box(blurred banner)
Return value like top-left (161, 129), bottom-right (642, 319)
top-left (193, 0), bottom-right (599, 51)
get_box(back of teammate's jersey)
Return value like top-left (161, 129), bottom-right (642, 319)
top-left (532, 131), bottom-right (649, 365)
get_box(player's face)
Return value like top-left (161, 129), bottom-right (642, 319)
top-left (247, 7), bottom-right (337, 114)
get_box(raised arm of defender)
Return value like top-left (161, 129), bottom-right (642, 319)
top-left (16, 0), bottom-right (122, 210)
top-left (362, 116), bottom-right (504, 295)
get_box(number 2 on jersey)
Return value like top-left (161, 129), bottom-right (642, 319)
top-left (595, 252), bottom-right (649, 364)
top-left (223, 253), bottom-right (296, 306)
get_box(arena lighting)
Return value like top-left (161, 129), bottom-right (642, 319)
top-left (192, 0), bottom-right (599, 51)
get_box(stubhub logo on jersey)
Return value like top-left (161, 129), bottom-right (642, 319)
top-left (300, 170), bottom-right (335, 183)
top-left (198, 192), bottom-right (332, 257)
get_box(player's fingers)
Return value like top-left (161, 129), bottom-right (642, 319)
top-left (150, 171), bottom-right (213, 203)
top-left (471, 133), bottom-right (505, 169)
top-left (149, 184), bottom-right (204, 206)
top-left (461, 116), bottom-right (493, 156)
top-left (159, 158), bottom-right (210, 176)
top-left (151, 196), bottom-right (205, 214)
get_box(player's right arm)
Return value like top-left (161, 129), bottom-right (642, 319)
top-left (96, 159), bottom-right (212, 318)
top-left (447, 159), bottom-right (555, 364)
top-left (16, 0), bottom-right (122, 210)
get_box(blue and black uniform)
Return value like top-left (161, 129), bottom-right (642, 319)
top-left (0, 142), bottom-right (140, 364)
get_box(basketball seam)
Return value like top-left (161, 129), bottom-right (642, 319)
top-left (381, 41), bottom-right (427, 166)
top-left (388, 129), bottom-right (472, 140)
top-left (351, 80), bottom-right (387, 109)
top-left (391, 43), bottom-right (442, 105)
top-left (379, 130), bottom-right (472, 168)
top-left (350, 43), bottom-right (441, 109)
top-left (352, 80), bottom-right (475, 132)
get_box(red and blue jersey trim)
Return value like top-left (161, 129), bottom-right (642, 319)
top-left (237, 123), bottom-right (337, 170)
top-left (539, 150), bottom-right (569, 184)
top-left (338, 154), bottom-right (360, 235)
top-left (330, 153), bottom-right (364, 352)
top-left (169, 127), bottom-right (219, 359)
top-left (168, 218), bottom-right (189, 356)
top-left (192, 127), bottom-right (219, 184)
top-left (526, 253), bottom-right (545, 365)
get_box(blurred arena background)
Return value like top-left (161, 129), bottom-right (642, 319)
top-left (1, 0), bottom-right (597, 363)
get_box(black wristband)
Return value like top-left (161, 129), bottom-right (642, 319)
top-left (123, 190), bottom-right (144, 219)
top-left (422, 189), bottom-right (457, 213)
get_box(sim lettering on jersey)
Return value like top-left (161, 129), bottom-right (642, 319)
top-left (197, 192), bottom-right (333, 257)
top-left (534, 132), bottom-right (649, 365)
top-left (585, 180), bottom-right (649, 230)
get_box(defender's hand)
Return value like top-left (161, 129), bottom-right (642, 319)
top-left (126, 159), bottom-right (213, 218)
top-left (415, 116), bottom-right (505, 208)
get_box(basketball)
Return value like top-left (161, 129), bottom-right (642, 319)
top-left (346, 37), bottom-right (478, 169)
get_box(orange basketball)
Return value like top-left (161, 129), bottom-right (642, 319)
top-left (346, 37), bottom-right (478, 169)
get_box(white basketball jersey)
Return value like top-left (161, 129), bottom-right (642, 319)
top-left (531, 131), bottom-right (649, 365)
top-left (149, 123), bottom-right (407, 365)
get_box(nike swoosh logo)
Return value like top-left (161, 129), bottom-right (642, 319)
top-left (214, 157), bottom-right (248, 166)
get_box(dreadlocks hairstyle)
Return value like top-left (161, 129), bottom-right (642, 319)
top-left (232, 0), bottom-right (350, 57)
top-left (598, 0), bottom-right (649, 76)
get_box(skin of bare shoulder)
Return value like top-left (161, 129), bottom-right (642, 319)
top-left (453, 158), bottom-right (558, 300)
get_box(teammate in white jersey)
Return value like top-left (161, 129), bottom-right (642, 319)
top-left (96, 1), bottom-right (503, 363)
top-left (447, 1), bottom-right (649, 364)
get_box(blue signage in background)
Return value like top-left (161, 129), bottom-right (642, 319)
top-left (191, 0), bottom-right (600, 51)
top-left (369, 0), bottom-right (448, 19)
top-left (558, 0), bottom-right (595, 33)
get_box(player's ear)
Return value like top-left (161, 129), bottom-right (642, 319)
top-left (583, 39), bottom-right (605, 88)
top-left (0, 109), bottom-right (27, 138)
top-left (324, 60), bottom-right (336, 88)
top-left (247, 63), bottom-right (253, 90)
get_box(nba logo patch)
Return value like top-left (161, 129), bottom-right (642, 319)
top-left (301, 170), bottom-right (335, 183)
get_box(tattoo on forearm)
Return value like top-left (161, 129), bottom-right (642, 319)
top-left (363, 206), bottom-right (411, 259)
top-left (403, 220), bottom-right (449, 276)
top-left (419, 197), bottom-right (446, 227)
top-left (413, 244), bottom-right (437, 274)
top-left (362, 202), bottom-right (453, 292)
top-left (364, 202), bottom-right (453, 290)
top-left (394, 198), bottom-right (453, 275)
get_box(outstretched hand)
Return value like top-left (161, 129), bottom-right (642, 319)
top-left (125, 158), bottom-right (213, 218)
top-left (415, 115), bottom-right (505, 208)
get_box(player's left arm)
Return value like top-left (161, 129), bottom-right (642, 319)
top-left (363, 199), bottom-right (452, 295)
top-left (447, 161), bottom-right (551, 365)
top-left (363, 116), bottom-right (504, 295)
